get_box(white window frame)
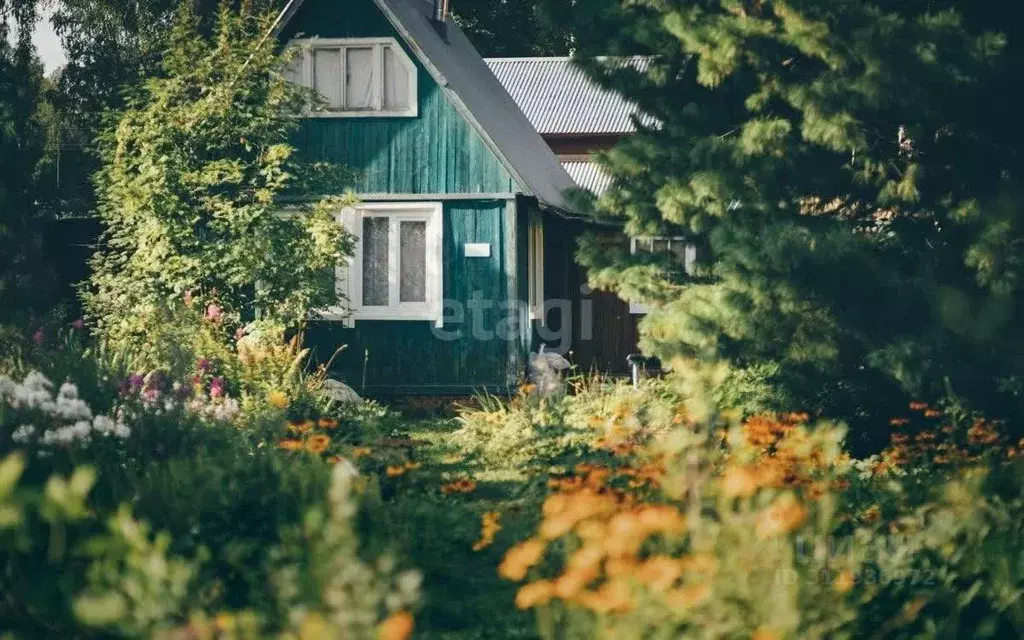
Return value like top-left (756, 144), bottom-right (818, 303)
top-left (324, 202), bottom-right (443, 326)
top-left (629, 236), bottom-right (697, 315)
top-left (286, 37), bottom-right (418, 118)
top-left (527, 214), bottom-right (545, 324)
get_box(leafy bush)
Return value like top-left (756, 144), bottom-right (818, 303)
top-left (491, 374), bottom-right (1024, 639)
top-left (83, 4), bottom-right (354, 356)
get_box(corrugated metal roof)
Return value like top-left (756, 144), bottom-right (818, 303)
top-left (562, 160), bottom-right (612, 196)
top-left (272, 0), bottom-right (578, 211)
top-left (485, 57), bottom-right (650, 136)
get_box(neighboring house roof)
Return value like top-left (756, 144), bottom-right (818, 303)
top-left (562, 160), bottom-right (612, 197)
top-left (485, 57), bottom-right (651, 136)
top-left (272, 0), bottom-right (578, 212)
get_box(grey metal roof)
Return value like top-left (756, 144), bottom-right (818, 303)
top-left (485, 57), bottom-right (650, 136)
top-left (562, 160), bottom-right (612, 196)
top-left (272, 0), bottom-right (578, 211)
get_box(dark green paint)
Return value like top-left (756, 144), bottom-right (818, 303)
top-left (282, 0), bottom-right (517, 195)
top-left (306, 200), bottom-right (525, 395)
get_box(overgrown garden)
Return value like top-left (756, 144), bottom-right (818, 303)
top-left (1, 1), bottom-right (1023, 638)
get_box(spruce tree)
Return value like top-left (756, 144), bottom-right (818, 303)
top-left (562, 0), bottom-right (1024, 444)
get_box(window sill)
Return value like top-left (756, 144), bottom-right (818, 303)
top-left (305, 108), bottom-right (418, 119)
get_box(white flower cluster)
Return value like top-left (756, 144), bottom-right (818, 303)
top-left (2, 371), bottom-right (130, 447)
top-left (186, 395), bottom-right (241, 423)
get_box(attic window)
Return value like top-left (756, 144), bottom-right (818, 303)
top-left (285, 38), bottom-right (417, 117)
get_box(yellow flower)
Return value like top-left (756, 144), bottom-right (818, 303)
top-left (755, 494), bottom-right (808, 538)
top-left (404, 461), bottom-right (422, 471)
top-left (318, 418), bottom-right (339, 429)
top-left (499, 538), bottom-right (546, 581)
top-left (751, 626), bottom-right (781, 640)
top-left (386, 465), bottom-right (407, 477)
top-left (515, 580), bottom-right (554, 609)
top-left (306, 434), bottom-right (331, 454)
top-left (268, 390), bottom-right (289, 409)
top-left (278, 439), bottom-right (303, 451)
top-left (377, 610), bottom-right (414, 640)
top-left (352, 446), bottom-right (373, 458)
top-left (833, 569), bottom-right (855, 594)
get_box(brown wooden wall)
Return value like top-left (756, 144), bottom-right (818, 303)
top-left (539, 216), bottom-right (639, 375)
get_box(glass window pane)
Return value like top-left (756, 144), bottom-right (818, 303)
top-left (652, 238), bottom-right (670, 254)
top-left (383, 46), bottom-right (411, 110)
top-left (345, 47), bottom-right (375, 109)
top-left (399, 221), bottom-right (427, 303)
top-left (362, 217), bottom-right (389, 306)
top-left (283, 49), bottom-right (304, 86)
top-left (313, 48), bottom-right (342, 108)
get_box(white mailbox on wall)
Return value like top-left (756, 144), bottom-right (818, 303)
top-left (464, 243), bottom-right (491, 258)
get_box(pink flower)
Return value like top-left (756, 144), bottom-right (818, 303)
top-left (205, 303), bottom-right (223, 323)
top-left (234, 326), bottom-right (247, 341)
top-left (71, 318), bottom-right (85, 330)
top-left (32, 329), bottom-right (45, 345)
top-left (209, 376), bottom-right (226, 399)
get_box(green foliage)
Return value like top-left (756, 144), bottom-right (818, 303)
top-left (83, 3), bottom-right (355, 356)
top-left (0, 0), bottom-right (55, 322)
top-left (568, 0), bottom-right (1024, 439)
top-left (453, 0), bottom-right (575, 56)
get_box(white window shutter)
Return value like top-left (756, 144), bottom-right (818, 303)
top-left (337, 207), bottom-right (357, 327)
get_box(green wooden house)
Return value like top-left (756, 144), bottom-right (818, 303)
top-left (273, 0), bottom-right (584, 395)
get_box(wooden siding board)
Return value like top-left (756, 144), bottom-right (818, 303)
top-left (281, 0), bottom-right (516, 197)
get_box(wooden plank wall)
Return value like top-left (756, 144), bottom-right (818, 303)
top-left (282, 0), bottom-right (518, 196)
top-left (306, 199), bottom-right (523, 395)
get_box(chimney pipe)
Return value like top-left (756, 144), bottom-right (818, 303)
top-left (433, 0), bottom-right (449, 23)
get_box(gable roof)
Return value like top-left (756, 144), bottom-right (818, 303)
top-left (485, 57), bottom-right (651, 136)
top-left (272, 0), bottom-right (578, 211)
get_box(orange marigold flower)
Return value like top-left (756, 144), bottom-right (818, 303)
top-left (553, 566), bottom-right (598, 599)
top-left (889, 417), bottom-right (910, 427)
top-left (326, 456), bottom-right (342, 465)
top-left (472, 511), bottom-right (502, 551)
top-left (305, 434), bottom-right (331, 454)
top-left (441, 478), bottom-right (477, 494)
top-left (277, 439), bottom-right (303, 451)
top-left (386, 465), bottom-right (407, 477)
top-left (755, 494), bottom-right (808, 538)
top-left (318, 418), bottom-right (339, 429)
top-left (678, 553), bottom-right (718, 575)
top-left (721, 465), bottom-right (761, 498)
top-left (377, 611), bottom-right (414, 640)
top-left (351, 446), bottom-right (373, 458)
top-left (574, 579), bottom-right (634, 614)
top-left (909, 401), bottom-right (928, 411)
top-left (405, 461), bottom-right (422, 471)
top-left (833, 569), bottom-right (855, 594)
top-left (567, 545), bottom-right (605, 572)
top-left (515, 580), bottom-right (554, 609)
top-left (635, 505), bottom-right (686, 535)
top-left (635, 556), bottom-right (683, 592)
top-left (923, 408), bottom-right (943, 418)
top-left (499, 538), bottom-right (547, 581)
top-left (662, 583), bottom-right (711, 610)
